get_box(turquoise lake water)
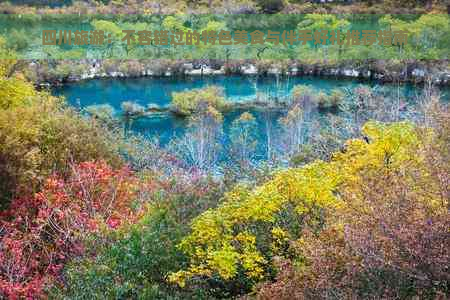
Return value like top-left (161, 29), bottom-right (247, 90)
top-left (54, 75), bottom-right (448, 161)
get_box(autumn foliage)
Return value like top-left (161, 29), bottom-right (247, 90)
top-left (257, 105), bottom-right (450, 299)
top-left (0, 161), bottom-right (139, 298)
top-left (170, 107), bottom-right (450, 298)
top-left (1, 31), bottom-right (449, 299)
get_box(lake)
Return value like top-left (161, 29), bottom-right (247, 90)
top-left (54, 75), bottom-right (448, 161)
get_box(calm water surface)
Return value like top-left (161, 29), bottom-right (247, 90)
top-left (54, 75), bottom-right (448, 159)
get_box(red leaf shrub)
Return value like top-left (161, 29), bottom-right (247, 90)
top-left (0, 161), bottom-right (140, 299)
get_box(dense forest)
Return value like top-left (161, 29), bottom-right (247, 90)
top-left (0, 1), bottom-right (449, 299)
top-left (1, 0), bottom-right (450, 14)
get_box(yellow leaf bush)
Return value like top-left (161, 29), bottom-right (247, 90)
top-left (257, 106), bottom-right (449, 298)
top-left (170, 120), bottom-right (421, 287)
top-left (0, 66), bottom-right (123, 206)
top-left (0, 37), bottom-right (36, 109)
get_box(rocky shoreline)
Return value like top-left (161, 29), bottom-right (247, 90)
top-left (34, 60), bottom-right (450, 88)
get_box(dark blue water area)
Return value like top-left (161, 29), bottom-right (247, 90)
top-left (53, 75), bottom-right (449, 161)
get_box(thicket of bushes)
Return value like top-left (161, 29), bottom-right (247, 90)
top-left (168, 117), bottom-right (449, 299)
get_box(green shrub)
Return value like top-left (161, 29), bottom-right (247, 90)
top-left (48, 61), bottom-right (85, 81)
top-left (328, 88), bottom-right (345, 108)
top-left (171, 86), bottom-right (227, 116)
top-left (58, 207), bottom-right (189, 299)
top-left (85, 104), bottom-right (116, 124)
top-left (315, 91), bottom-right (329, 109)
top-left (315, 89), bottom-right (345, 109)
top-left (5, 29), bottom-right (29, 52)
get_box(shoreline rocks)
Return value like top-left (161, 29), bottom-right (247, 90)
top-left (36, 61), bottom-right (450, 88)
